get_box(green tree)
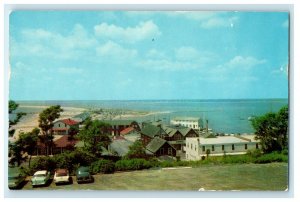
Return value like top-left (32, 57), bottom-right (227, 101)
top-left (17, 128), bottom-right (40, 168)
top-left (76, 119), bottom-right (111, 156)
top-left (38, 105), bottom-right (63, 155)
top-left (251, 106), bottom-right (288, 153)
top-left (206, 149), bottom-right (211, 159)
top-left (9, 100), bottom-right (26, 137)
top-left (9, 141), bottom-right (25, 166)
top-left (125, 140), bottom-right (146, 159)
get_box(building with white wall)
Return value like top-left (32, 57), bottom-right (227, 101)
top-left (186, 135), bottom-right (260, 160)
top-left (170, 117), bottom-right (203, 130)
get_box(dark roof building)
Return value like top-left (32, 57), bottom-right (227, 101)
top-left (146, 137), bottom-right (176, 157)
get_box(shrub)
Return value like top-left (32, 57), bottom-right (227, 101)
top-left (254, 152), bottom-right (288, 164)
top-left (247, 149), bottom-right (263, 158)
top-left (30, 156), bottom-right (56, 174)
top-left (90, 159), bottom-right (115, 174)
top-left (115, 159), bottom-right (151, 171)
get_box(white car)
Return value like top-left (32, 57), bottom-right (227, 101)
top-left (31, 170), bottom-right (51, 187)
top-left (53, 169), bottom-right (70, 185)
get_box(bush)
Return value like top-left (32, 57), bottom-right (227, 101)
top-left (115, 159), bottom-right (151, 171)
top-left (90, 159), bottom-right (115, 174)
top-left (30, 156), bottom-right (57, 174)
top-left (254, 152), bottom-right (288, 164)
top-left (247, 149), bottom-right (263, 158)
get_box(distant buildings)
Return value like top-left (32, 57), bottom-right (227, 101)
top-left (185, 135), bottom-right (260, 160)
top-left (140, 121), bottom-right (198, 157)
top-left (170, 117), bottom-right (203, 130)
top-left (101, 120), bottom-right (140, 136)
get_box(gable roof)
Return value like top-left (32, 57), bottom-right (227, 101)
top-left (54, 135), bottom-right (78, 147)
top-left (120, 127), bottom-right (135, 135)
top-left (110, 139), bottom-right (133, 156)
top-left (73, 112), bottom-right (90, 121)
top-left (146, 137), bottom-right (167, 153)
top-left (55, 119), bottom-right (79, 126)
top-left (141, 124), bottom-right (165, 138)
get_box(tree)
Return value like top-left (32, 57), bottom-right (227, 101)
top-left (9, 100), bottom-right (26, 137)
top-left (206, 149), bottom-right (211, 159)
top-left (251, 105), bottom-right (288, 153)
top-left (76, 119), bottom-right (111, 156)
top-left (38, 105), bottom-right (63, 155)
top-left (17, 128), bottom-right (40, 168)
top-left (125, 140), bottom-right (146, 159)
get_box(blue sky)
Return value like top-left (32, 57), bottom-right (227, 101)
top-left (9, 11), bottom-right (289, 100)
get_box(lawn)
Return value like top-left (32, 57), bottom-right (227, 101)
top-left (22, 162), bottom-right (288, 191)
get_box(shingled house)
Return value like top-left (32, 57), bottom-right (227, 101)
top-left (146, 137), bottom-right (176, 157)
top-left (141, 122), bottom-right (198, 156)
top-left (52, 119), bottom-right (79, 135)
top-left (101, 120), bottom-right (140, 136)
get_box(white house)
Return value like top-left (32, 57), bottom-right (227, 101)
top-left (52, 119), bottom-right (79, 135)
top-left (170, 117), bottom-right (203, 130)
top-left (185, 135), bottom-right (260, 160)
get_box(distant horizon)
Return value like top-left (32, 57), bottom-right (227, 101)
top-left (13, 98), bottom-right (289, 102)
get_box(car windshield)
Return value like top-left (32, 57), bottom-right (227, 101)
top-left (34, 174), bottom-right (46, 177)
top-left (56, 172), bottom-right (67, 177)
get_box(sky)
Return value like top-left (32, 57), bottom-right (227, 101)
top-left (9, 11), bottom-right (289, 100)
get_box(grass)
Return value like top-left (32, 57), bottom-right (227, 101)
top-left (21, 162), bottom-right (288, 191)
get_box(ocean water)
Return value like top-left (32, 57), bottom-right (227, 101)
top-left (17, 99), bottom-right (288, 134)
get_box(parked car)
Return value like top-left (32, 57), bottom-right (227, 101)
top-left (31, 170), bottom-right (51, 187)
top-left (76, 166), bottom-right (94, 184)
top-left (54, 169), bottom-right (70, 185)
top-left (8, 167), bottom-right (26, 189)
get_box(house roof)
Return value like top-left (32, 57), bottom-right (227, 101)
top-left (110, 139), bottom-right (133, 156)
top-left (146, 137), bottom-right (167, 153)
top-left (55, 119), bottom-right (79, 126)
top-left (198, 135), bottom-right (258, 145)
top-left (141, 124), bottom-right (161, 138)
top-left (171, 117), bottom-right (200, 121)
top-left (101, 120), bottom-right (137, 126)
top-left (73, 112), bottom-right (90, 120)
top-left (120, 127), bottom-right (135, 135)
top-left (54, 135), bottom-right (78, 148)
top-left (34, 170), bottom-right (48, 175)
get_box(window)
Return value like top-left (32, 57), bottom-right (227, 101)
top-left (195, 146), bottom-right (196, 151)
top-left (191, 144), bottom-right (193, 150)
top-left (187, 143), bottom-right (189, 148)
top-left (256, 143), bottom-right (259, 149)
top-left (58, 124), bottom-right (60, 127)
top-left (245, 144), bottom-right (248, 150)
top-left (160, 148), bottom-right (164, 155)
top-left (222, 145), bottom-right (224, 151)
top-left (202, 146), bottom-right (205, 152)
top-left (168, 148), bottom-right (173, 155)
top-left (212, 145), bottom-right (215, 151)
top-left (193, 125), bottom-right (195, 128)
top-left (232, 144), bottom-right (235, 150)
top-left (65, 124), bottom-right (67, 127)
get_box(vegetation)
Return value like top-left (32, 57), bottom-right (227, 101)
top-left (90, 159), bottom-right (115, 174)
top-left (124, 140), bottom-right (147, 159)
top-left (76, 118), bottom-right (111, 156)
top-left (251, 105), bottom-right (288, 153)
top-left (38, 105), bottom-right (63, 155)
top-left (9, 100), bottom-right (26, 136)
top-left (9, 128), bottom-right (40, 167)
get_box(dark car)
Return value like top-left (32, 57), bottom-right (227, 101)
top-left (76, 166), bottom-right (93, 184)
top-left (8, 167), bottom-right (26, 189)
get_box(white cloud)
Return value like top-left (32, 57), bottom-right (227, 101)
top-left (226, 56), bottom-right (266, 69)
top-left (94, 20), bottom-right (161, 43)
top-left (165, 11), bottom-right (239, 29)
top-left (11, 24), bottom-right (97, 59)
top-left (96, 41), bottom-right (137, 59)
